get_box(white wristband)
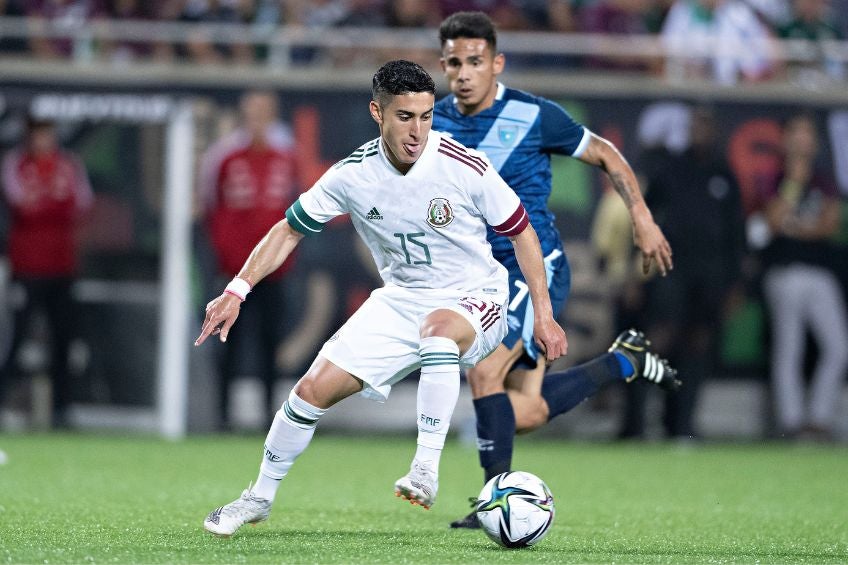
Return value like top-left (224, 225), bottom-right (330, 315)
top-left (224, 277), bottom-right (252, 301)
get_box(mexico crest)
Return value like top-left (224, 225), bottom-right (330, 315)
top-left (427, 198), bottom-right (454, 228)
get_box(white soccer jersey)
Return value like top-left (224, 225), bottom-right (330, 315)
top-left (285, 130), bottom-right (528, 296)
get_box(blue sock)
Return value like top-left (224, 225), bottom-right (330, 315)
top-left (542, 353), bottom-right (622, 421)
top-left (613, 351), bottom-right (635, 379)
top-left (473, 393), bottom-right (516, 482)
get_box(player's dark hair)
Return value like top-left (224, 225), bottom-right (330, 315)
top-left (371, 60), bottom-right (436, 107)
top-left (439, 11), bottom-right (497, 51)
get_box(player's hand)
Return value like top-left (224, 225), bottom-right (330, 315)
top-left (533, 317), bottom-right (567, 362)
top-left (195, 293), bottom-right (242, 346)
top-left (633, 219), bottom-right (673, 276)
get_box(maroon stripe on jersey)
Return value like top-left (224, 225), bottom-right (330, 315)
top-left (437, 147), bottom-right (485, 176)
top-left (440, 138), bottom-right (487, 169)
top-left (440, 138), bottom-right (487, 170)
top-left (492, 203), bottom-right (529, 237)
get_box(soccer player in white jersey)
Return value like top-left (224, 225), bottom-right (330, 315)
top-left (195, 59), bottom-right (566, 537)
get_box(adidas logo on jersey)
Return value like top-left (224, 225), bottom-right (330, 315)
top-left (366, 207), bottom-right (383, 220)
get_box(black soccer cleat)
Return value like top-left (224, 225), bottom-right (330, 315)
top-left (609, 329), bottom-right (681, 392)
top-left (449, 499), bottom-right (481, 529)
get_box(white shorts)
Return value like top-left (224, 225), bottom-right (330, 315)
top-left (319, 285), bottom-right (508, 402)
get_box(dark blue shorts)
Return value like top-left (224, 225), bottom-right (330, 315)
top-left (501, 249), bottom-right (570, 369)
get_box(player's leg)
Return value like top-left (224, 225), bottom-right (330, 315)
top-left (453, 350), bottom-right (634, 527)
top-left (452, 343), bottom-right (575, 529)
top-left (505, 351), bottom-right (623, 434)
top-left (541, 334), bottom-right (680, 424)
top-left (503, 249), bottom-right (585, 433)
top-left (205, 289), bottom-right (424, 536)
top-left (454, 345), bottom-right (678, 524)
top-left (504, 361), bottom-right (546, 431)
top-left (464, 339), bottom-right (524, 476)
top-left (452, 265), bottom-right (678, 528)
top-left (466, 253), bottom-right (568, 486)
top-left (528, 262), bottom-right (680, 432)
top-left (204, 356), bottom-right (362, 536)
top-left (395, 307), bottom-right (475, 508)
top-left (398, 294), bottom-right (509, 510)
top-left (470, 251), bottom-right (573, 469)
top-left (449, 255), bottom-right (561, 529)
top-left (258, 356), bottom-right (364, 494)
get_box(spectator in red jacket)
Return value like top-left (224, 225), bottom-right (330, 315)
top-left (197, 90), bottom-right (302, 430)
top-left (1, 116), bottom-right (93, 428)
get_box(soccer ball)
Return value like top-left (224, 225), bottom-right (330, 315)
top-left (475, 471), bottom-right (555, 548)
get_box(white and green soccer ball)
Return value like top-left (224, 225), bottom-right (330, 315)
top-left (476, 471), bottom-right (555, 548)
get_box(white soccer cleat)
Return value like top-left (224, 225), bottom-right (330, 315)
top-left (203, 485), bottom-right (272, 536)
top-left (394, 461), bottom-right (438, 509)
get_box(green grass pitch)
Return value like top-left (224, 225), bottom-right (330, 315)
top-left (1, 433), bottom-right (846, 564)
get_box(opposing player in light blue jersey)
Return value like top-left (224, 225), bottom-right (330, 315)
top-left (435, 12), bottom-right (680, 529)
top-left (195, 60), bottom-right (566, 537)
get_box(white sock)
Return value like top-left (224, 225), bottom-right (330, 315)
top-left (415, 336), bottom-right (461, 474)
top-left (253, 389), bottom-right (326, 502)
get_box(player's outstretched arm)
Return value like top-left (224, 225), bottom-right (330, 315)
top-left (195, 219), bottom-right (304, 346)
top-left (509, 225), bottom-right (567, 362)
top-left (578, 133), bottom-right (673, 276)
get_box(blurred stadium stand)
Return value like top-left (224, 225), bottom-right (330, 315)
top-left (1, 1), bottom-right (848, 441)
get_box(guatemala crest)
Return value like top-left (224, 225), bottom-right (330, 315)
top-left (498, 125), bottom-right (519, 147)
top-left (427, 198), bottom-right (454, 228)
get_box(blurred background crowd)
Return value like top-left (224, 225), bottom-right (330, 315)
top-left (1, 0), bottom-right (848, 444)
top-left (0, 0), bottom-right (847, 82)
